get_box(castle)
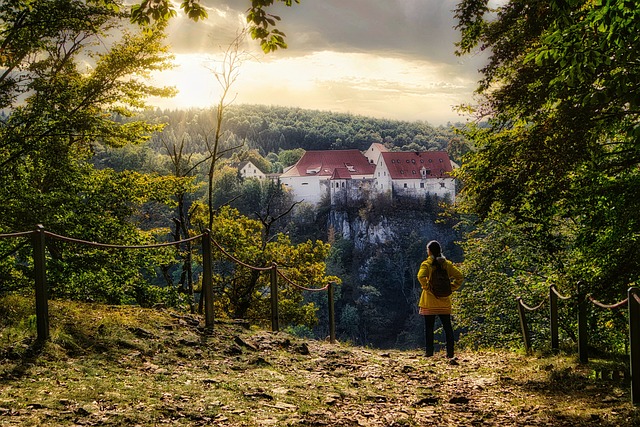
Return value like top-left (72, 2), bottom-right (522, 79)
top-left (240, 143), bottom-right (456, 206)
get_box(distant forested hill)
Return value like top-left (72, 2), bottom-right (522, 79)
top-left (138, 104), bottom-right (468, 159)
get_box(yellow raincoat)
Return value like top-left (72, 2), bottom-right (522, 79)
top-left (417, 256), bottom-right (463, 315)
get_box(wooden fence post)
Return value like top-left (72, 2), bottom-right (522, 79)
top-left (629, 287), bottom-right (640, 406)
top-left (517, 298), bottom-right (532, 354)
top-left (32, 224), bottom-right (49, 342)
top-left (328, 282), bottom-right (336, 344)
top-left (550, 285), bottom-right (559, 353)
top-left (201, 229), bottom-right (214, 331)
top-left (270, 263), bottom-right (279, 332)
top-left (577, 282), bottom-right (588, 363)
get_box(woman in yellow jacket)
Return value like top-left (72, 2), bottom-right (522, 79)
top-left (417, 240), bottom-right (463, 359)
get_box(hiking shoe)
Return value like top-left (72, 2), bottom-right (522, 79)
top-left (448, 357), bottom-right (459, 366)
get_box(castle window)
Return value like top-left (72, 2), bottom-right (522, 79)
top-left (403, 183), bottom-right (408, 188)
top-left (420, 183), bottom-right (425, 188)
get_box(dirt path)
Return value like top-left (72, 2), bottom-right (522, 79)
top-left (244, 334), bottom-right (634, 426)
top-left (1, 309), bottom-right (638, 426)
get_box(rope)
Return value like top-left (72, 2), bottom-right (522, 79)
top-left (44, 230), bottom-right (203, 249)
top-left (277, 269), bottom-right (330, 292)
top-left (0, 231), bottom-right (34, 239)
top-left (209, 237), bottom-right (271, 271)
top-left (550, 285), bottom-right (572, 300)
top-left (634, 293), bottom-right (640, 306)
top-left (518, 297), bottom-right (545, 312)
top-left (587, 295), bottom-right (628, 310)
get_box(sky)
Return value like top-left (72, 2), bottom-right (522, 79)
top-left (148, 0), bottom-right (491, 126)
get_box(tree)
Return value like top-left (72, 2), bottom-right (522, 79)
top-left (193, 206), bottom-right (337, 325)
top-left (453, 0), bottom-right (640, 349)
top-left (0, 1), bottom-right (181, 305)
top-left (202, 30), bottom-right (248, 230)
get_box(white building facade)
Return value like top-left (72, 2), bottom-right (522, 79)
top-left (243, 144), bottom-right (457, 205)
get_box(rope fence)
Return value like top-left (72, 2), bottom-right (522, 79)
top-left (210, 237), bottom-right (272, 271)
top-left (44, 230), bottom-right (203, 249)
top-left (517, 283), bottom-right (640, 405)
top-left (587, 295), bottom-right (629, 310)
top-left (0, 225), bottom-right (338, 345)
top-left (211, 236), bottom-right (337, 340)
top-left (0, 231), bottom-right (35, 239)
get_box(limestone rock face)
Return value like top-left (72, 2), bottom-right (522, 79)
top-left (328, 209), bottom-right (458, 254)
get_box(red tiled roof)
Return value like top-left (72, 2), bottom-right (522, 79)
top-left (381, 151), bottom-right (453, 179)
top-left (281, 150), bottom-right (375, 177)
top-left (331, 167), bottom-right (352, 180)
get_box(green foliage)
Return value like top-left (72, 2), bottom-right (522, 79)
top-left (141, 105), bottom-right (464, 158)
top-left (0, 1), bottom-right (186, 307)
top-left (277, 148), bottom-right (306, 167)
top-left (284, 324), bottom-right (315, 339)
top-left (130, 0), bottom-right (297, 53)
top-left (245, 0), bottom-right (300, 53)
top-left (194, 206), bottom-right (336, 327)
top-left (455, 210), bottom-right (567, 348)
top-left (454, 0), bottom-right (640, 351)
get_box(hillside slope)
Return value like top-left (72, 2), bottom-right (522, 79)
top-left (0, 298), bottom-right (638, 426)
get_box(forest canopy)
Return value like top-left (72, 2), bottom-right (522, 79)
top-left (452, 0), bottom-right (640, 349)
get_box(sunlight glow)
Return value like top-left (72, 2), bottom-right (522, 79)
top-left (149, 51), bottom-right (474, 124)
top-left (151, 54), bottom-right (220, 109)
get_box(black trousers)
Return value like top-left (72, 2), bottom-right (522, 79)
top-left (424, 314), bottom-right (454, 357)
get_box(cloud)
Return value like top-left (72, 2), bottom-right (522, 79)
top-left (150, 0), bottom-right (485, 124)
top-left (270, 1), bottom-right (466, 63)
